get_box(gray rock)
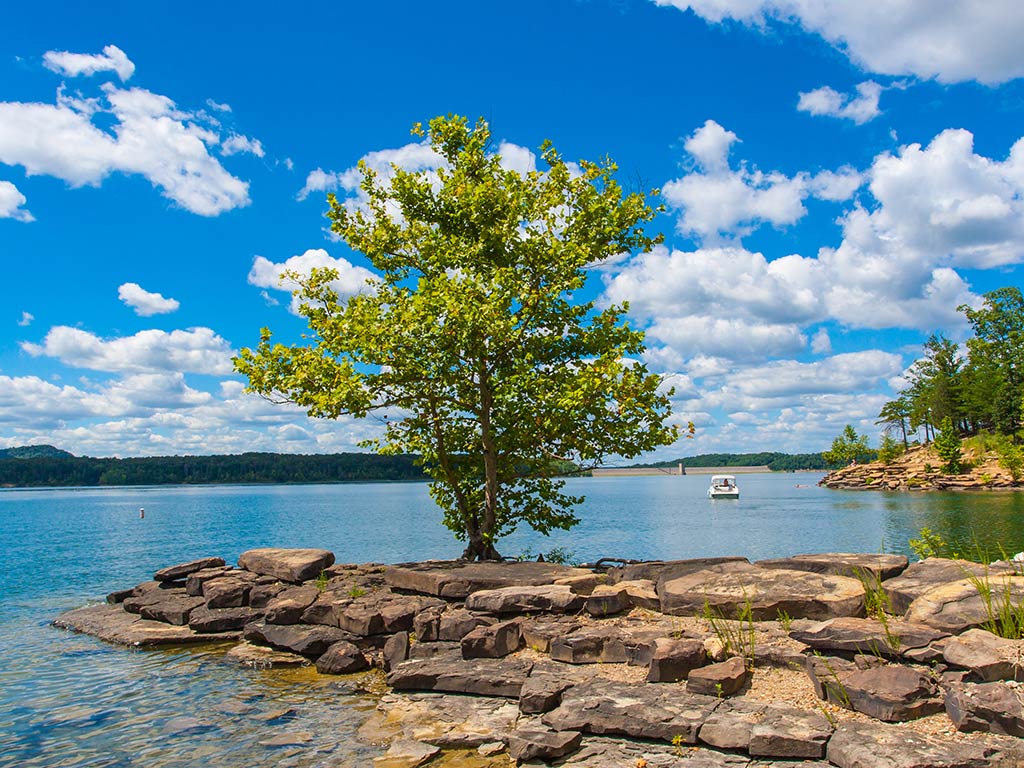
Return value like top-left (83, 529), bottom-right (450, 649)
top-left (660, 562), bottom-right (864, 620)
top-left (154, 557), bottom-right (226, 582)
top-left (646, 636), bottom-right (708, 682)
top-left (243, 621), bottom-right (356, 658)
top-left (945, 681), bottom-right (1024, 736)
top-left (756, 553), bottom-right (908, 581)
top-left (53, 603), bottom-right (240, 646)
top-left (518, 665), bottom-right (576, 714)
top-left (237, 547), bottom-right (335, 583)
top-left (790, 616), bottom-right (948, 657)
top-left (383, 631), bottom-right (410, 671)
top-left (465, 584), bottom-right (584, 615)
top-left (507, 726), bottom-right (582, 762)
top-left (386, 655), bottom-right (534, 698)
top-left (884, 558), bottom-right (1012, 615)
top-left (698, 697), bottom-right (768, 750)
top-left (827, 720), bottom-right (1024, 767)
top-left (942, 628), bottom-right (1024, 682)
top-left (461, 619), bottom-right (522, 659)
top-left (838, 664), bottom-right (944, 721)
top-left (263, 585), bottom-right (320, 624)
top-left (315, 640), bottom-right (369, 674)
top-left (686, 656), bottom-right (748, 696)
top-left (409, 641), bottom-right (461, 660)
top-left (541, 678), bottom-right (721, 744)
top-left (383, 560), bottom-right (593, 599)
top-left (549, 736), bottom-right (752, 767)
top-left (188, 605), bottom-right (262, 633)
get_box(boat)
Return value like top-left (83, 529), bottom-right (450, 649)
top-left (708, 474), bottom-right (739, 499)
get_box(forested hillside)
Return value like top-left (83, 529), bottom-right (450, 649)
top-left (636, 452), bottom-right (830, 471)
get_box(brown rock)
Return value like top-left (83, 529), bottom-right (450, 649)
top-left (242, 621), bottom-right (356, 658)
top-left (188, 605), bottom-right (262, 633)
top-left (315, 640), bottom-right (369, 674)
top-left (138, 594), bottom-right (205, 625)
top-left (224, 641), bottom-right (308, 668)
top-left (263, 584), bottom-right (320, 624)
top-left (886, 557), bottom-right (1013, 615)
top-left (838, 664), bottom-right (944, 721)
top-left (790, 616), bottom-right (948, 657)
top-left (506, 727), bottom-right (582, 762)
top-left (461, 619), bottom-right (522, 659)
top-left (584, 585), bottom-right (631, 617)
top-left (748, 704), bottom-right (832, 759)
top-left (383, 560), bottom-right (593, 599)
top-left (945, 681), bottom-right (1024, 736)
top-left (202, 576), bottom-right (253, 609)
top-left (237, 547), bottom-right (335, 583)
top-left (439, 608), bottom-right (493, 641)
top-left (383, 631), bottom-right (410, 671)
top-left (464, 584), bottom-right (584, 615)
top-left (153, 557), bottom-right (226, 582)
top-left (827, 720), bottom-right (1024, 767)
top-left (942, 628), bottom-right (1024, 681)
top-left (386, 655), bottom-right (533, 698)
top-left (53, 603), bottom-right (240, 646)
top-left (686, 656), bottom-right (748, 696)
top-left (519, 616), bottom-right (581, 653)
top-left (907, 575), bottom-right (1024, 633)
top-left (756, 553), bottom-right (908, 581)
top-left (645, 636), bottom-right (707, 682)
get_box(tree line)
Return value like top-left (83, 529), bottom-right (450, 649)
top-left (637, 452), bottom-right (831, 471)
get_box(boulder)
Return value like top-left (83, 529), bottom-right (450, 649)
top-left (506, 726), bottom-right (582, 762)
top-left (827, 720), bottom-right (1024, 768)
top-left (461, 619), bottom-right (522, 659)
top-left (263, 584), bottom-right (320, 624)
top-left (299, 592), bottom-right (348, 626)
top-left (645, 637), bottom-right (707, 682)
top-left (153, 557), bottom-right (226, 582)
top-left (790, 616), bottom-right (948, 657)
top-left (617, 579), bottom-right (660, 611)
top-left (584, 585), bottom-right (631, 617)
top-left (464, 584), bottom-right (584, 615)
top-left (697, 697), bottom-right (767, 750)
top-left (945, 681), bottom-right (1024, 736)
top-left (237, 547), bottom-right (335, 583)
top-left (53, 603), bottom-right (240, 646)
top-left (906, 575), bottom-right (1024, 633)
top-left (550, 625), bottom-right (658, 665)
top-left (519, 616), bottom-right (581, 653)
top-left (756, 553), bottom-right (908, 581)
top-left (202, 576), bottom-right (253, 609)
top-left (837, 664), bottom-right (944, 721)
top-left (686, 656), bottom-right (748, 696)
top-left (386, 655), bottom-right (533, 698)
top-left (339, 593), bottom-right (446, 637)
top-left (604, 557), bottom-right (749, 589)
top-left (660, 561), bottom-right (864, 620)
top-left (242, 621), bottom-right (356, 659)
top-left (885, 558), bottom-right (1013, 615)
top-left (542, 678), bottom-right (721, 744)
top-left (412, 605), bottom-right (443, 642)
top-left (518, 663), bottom-right (578, 714)
top-left (384, 560), bottom-right (593, 599)
top-left (553, 573), bottom-right (604, 595)
top-left (747, 704), bottom-right (833, 759)
top-left (138, 594), bottom-right (205, 625)
top-left (315, 640), bottom-right (369, 674)
top-left (942, 628), bottom-right (1024, 682)
top-left (185, 566), bottom-right (233, 596)
top-left (804, 654), bottom-right (858, 702)
top-left (439, 608), bottom-right (493, 641)
top-left (248, 582), bottom-right (287, 609)
top-left (188, 605), bottom-right (262, 633)
top-left (121, 582), bottom-right (185, 614)
top-left (383, 631), bottom-right (410, 671)
top-left (409, 642), bottom-right (461, 660)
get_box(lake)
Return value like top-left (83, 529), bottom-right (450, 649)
top-left (3, 474), bottom-right (1024, 767)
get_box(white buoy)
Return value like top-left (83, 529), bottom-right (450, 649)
top-left (140, 507), bottom-right (145, 519)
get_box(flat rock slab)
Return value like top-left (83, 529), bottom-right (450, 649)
top-left (53, 603), bottom-right (239, 646)
top-left (237, 548), bottom-right (334, 583)
top-left (942, 628), bottom-right (1024, 682)
top-left (242, 621), bottom-right (355, 659)
top-left (550, 625), bottom-right (662, 665)
top-left (550, 736), bottom-right (757, 767)
top-left (827, 720), bottom-right (1024, 768)
top-left (542, 678), bottom-right (721, 744)
top-left (605, 557), bottom-right (749, 588)
top-left (507, 726), bottom-right (583, 762)
top-left (372, 738), bottom-right (440, 768)
top-left (945, 681), bottom-right (1024, 736)
top-left (154, 557), bottom-right (226, 582)
top-left (905, 575), bottom-right (1024, 633)
top-left (790, 617), bottom-right (948, 657)
top-left (756, 553), bottom-right (908, 581)
top-left (366, 692), bottom-right (521, 748)
top-left (885, 558), bottom-right (1013, 615)
top-left (660, 562), bottom-right (864, 620)
top-left (837, 664), bottom-right (943, 722)
top-left (384, 561), bottom-right (593, 599)
top-left (387, 655), bottom-right (533, 698)
top-left (224, 641), bottom-right (308, 668)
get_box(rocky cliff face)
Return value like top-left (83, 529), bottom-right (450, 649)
top-left (820, 445), bottom-right (1020, 491)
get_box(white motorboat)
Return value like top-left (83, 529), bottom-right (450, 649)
top-left (708, 474), bottom-right (739, 499)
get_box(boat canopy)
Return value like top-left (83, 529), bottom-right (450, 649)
top-left (710, 475), bottom-right (736, 484)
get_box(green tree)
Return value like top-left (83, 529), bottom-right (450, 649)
top-left (235, 115), bottom-right (678, 560)
top-left (877, 433), bottom-right (904, 464)
top-left (933, 416), bottom-right (963, 474)
top-left (822, 425), bottom-right (870, 467)
top-left (876, 396), bottom-right (911, 449)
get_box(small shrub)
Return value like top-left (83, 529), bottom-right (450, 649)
top-left (877, 434), bottom-right (905, 464)
top-left (776, 608), bottom-right (793, 633)
top-left (702, 596), bottom-right (756, 668)
top-left (908, 527), bottom-right (949, 560)
top-left (997, 442), bottom-right (1024, 482)
top-left (965, 569), bottom-right (1024, 640)
top-left (314, 569), bottom-right (329, 593)
top-left (933, 416), bottom-right (964, 474)
top-left (348, 585), bottom-right (367, 599)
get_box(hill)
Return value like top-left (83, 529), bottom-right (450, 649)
top-left (634, 452), bottom-right (831, 472)
top-left (0, 444), bottom-right (74, 459)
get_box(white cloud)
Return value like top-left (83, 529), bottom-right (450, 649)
top-left (0, 49), bottom-right (251, 216)
top-left (117, 282), bottom-right (181, 316)
top-left (221, 134), bottom-right (265, 158)
top-left (206, 98), bottom-right (232, 113)
top-left (43, 44), bottom-right (135, 81)
top-left (798, 81), bottom-right (882, 124)
top-left (652, 0), bottom-right (1024, 84)
top-left (21, 326), bottom-right (235, 375)
top-left (0, 180), bottom-right (33, 221)
top-left (297, 142), bottom-right (443, 202)
top-left (17, 311), bottom-right (34, 327)
top-left (810, 328), bottom-right (831, 354)
top-left (247, 249), bottom-right (379, 314)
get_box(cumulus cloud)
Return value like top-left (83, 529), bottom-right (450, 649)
top-left (0, 180), bottom-right (33, 221)
top-left (651, 0), bottom-right (1024, 84)
top-left (247, 249), bottom-right (379, 314)
top-left (221, 134), bottom-right (265, 158)
top-left (43, 44), bottom-right (135, 81)
top-left (662, 120), bottom-right (861, 242)
top-left (297, 142), bottom-right (443, 203)
top-left (798, 81), bottom-right (882, 124)
top-left (117, 283), bottom-right (181, 316)
top-left (0, 48), bottom-right (251, 216)
top-left (21, 326), bottom-right (235, 375)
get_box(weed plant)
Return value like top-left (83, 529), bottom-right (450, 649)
top-left (702, 596), bottom-right (756, 668)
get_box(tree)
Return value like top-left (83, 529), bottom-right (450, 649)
top-left (876, 396), bottom-right (911, 449)
top-left (235, 115), bottom-right (679, 560)
top-left (932, 416), bottom-right (963, 474)
top-left (877, 433), bottom-right (904, 464)
top-left (822, 425), bottom-right (871, 467)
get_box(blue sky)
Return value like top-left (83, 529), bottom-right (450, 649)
top-left (2, 1), bottom-right (1024, 459)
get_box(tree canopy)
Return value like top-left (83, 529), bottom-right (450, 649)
top-left (235, 115), bottom-right (679, 560)
top-left (822, 425), bottom-right (872, 467)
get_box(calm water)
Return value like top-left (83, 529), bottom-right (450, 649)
top-left (3, 474), bottom-right (1024, 767)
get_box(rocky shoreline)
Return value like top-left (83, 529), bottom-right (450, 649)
top-left (53, 547), bottom-right (1024, 767)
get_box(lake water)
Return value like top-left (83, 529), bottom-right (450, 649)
top-left (3, 474), bottom-right (1024, 767)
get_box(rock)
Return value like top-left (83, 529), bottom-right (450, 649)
top-left (506, 726), bottom-right (583, 762)
top-left (383, 631), bottom-right (410, 671)
top-left (519, 616), bottom-right (581, 653)
top-left (202, 576), bottom-right (254, 609)
top-left (584, 585), bottom-right (631, 617)
top-left (461, 619), bottom-right (522, 659)
top-left (465, 584), bottom-right (584, 615)
top-left (339, 594), bottom-right (445, 637)
top-left (224, 642), bottom-right (308, 668)
top-left (412, 605), bottom-right (443, 642)
top-left (299, 592), bottom-right (347, 626)
top-left (263, 585), bottom-right (320, 624)
top-left (756, 553), bottom-right (908, 581)
top-left (386, 655), bottom-right (533, 698)
top-left (477, 742), bottom-right (505, 757)
top-left (551, 737), bottom-right (753, 767)
top-left (518, 664), bottom-right (577, 714)
top-left (258, 731), bottom-right (313, 747)
top-left (541, 678), bottom-right (720, 744)
top-left (237, 548), bottom-right (335, 583)
top-left (827, 720), bottom-right (1024, 767)
top-left (372, 739), bottom-right (440, 768)
top-left (439, 608), bottom-right (493, 641)
top-left (122, 583), bottom-right (186, 614)
top-left (908, 575), bottom-right (1024, 633)
top-left (747, 704), bottom-right (833, 759)
top-left (942, 628), bottom-right (1024, 682)
top-left (409, 642), bottom-right (461, 660)
top-left (697, 697), bottom-right (767, 750)
top-left (553, 573), bottom-right (603, 595)
top-left (315, 640), bottom-right (369, 674)
top-left (686, 656), bottom-right (748, 696)
top-left (886, 558), bottom-right (1014, 615)
top-left (660, 562), bottom-right (864, 620)
top-left (243, 621), bottom-right (356, 659)
top-left (248, 582), bottom-right (287, 609)
top-left (645, 637), bottom-right (708, 682)
top-left (185, 567), bottom-right (232, 596)
top-left (617, 579), bottom-right (660, 611)
top-left (837, 664), bottom-right (944, 721)
top-left (790, 616), bottom-right (948, 657)
top-left (383, 560), bottom-right (593, 599)
top-left (138, 594), bottom-right (205, 625)
top-left (154, 557), bottom-right (226, 582)
top-left (381, 596), bottom-right (444, 633)
top-left (945, 681), bottom-right (1024, 736)
top-left (53, 603), bottom-right (240, 646)
top-left (106, 587), bottom-right (134, 604)
top-left (604, 557), bottom-right (749, 589)
top-left (366, 692), bottom-right (521, 748)
top-left (188, 605), bottom-right (262, 633)
top-left (550, 625), bottom-right (658, 665)
top-left (338, 602), bottom-right (386, 636)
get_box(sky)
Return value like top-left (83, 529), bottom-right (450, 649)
top-left (2, 0), bottom-right (1024, 461)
